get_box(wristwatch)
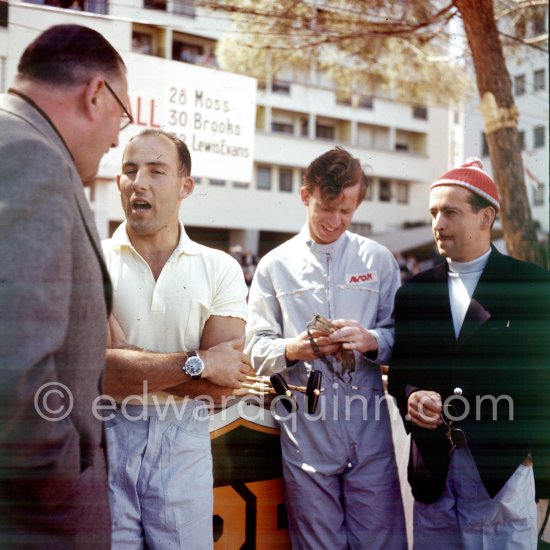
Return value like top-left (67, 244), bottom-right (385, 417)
top-left (183, 351), bottom-right (205, 379)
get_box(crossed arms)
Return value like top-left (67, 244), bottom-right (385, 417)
top-left (105, 313), bottom-right (253, 403)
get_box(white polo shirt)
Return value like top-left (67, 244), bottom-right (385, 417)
top-left (102, 222), bottom-right (248, 404)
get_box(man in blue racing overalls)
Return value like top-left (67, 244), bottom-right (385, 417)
top-left (245, 147), bottom-right (407, 549)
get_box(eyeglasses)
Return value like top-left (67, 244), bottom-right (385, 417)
top-left (440, 407), bottom-right (466, 456)
top-left (306, 316), bottom-right (333, 370)
top-left (104, 81), bottom-right (133, 131)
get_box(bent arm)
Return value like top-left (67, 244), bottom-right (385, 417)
top-left (105, 314), bottom-right (199, 397)
top-left (167, 315), bottom-right (253, 399)
top-left (105, 316), bottom-right (252, 399)
top-left (104, 348), bottom-right (190, 398)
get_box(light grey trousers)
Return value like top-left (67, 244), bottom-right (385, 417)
top-left (413, 446), bottom-right (537, 550)
top-left (105, 403), bottom-right (213, 550)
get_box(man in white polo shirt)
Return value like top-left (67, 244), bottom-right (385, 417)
top-left (102, 129), bottom-right (251, 549)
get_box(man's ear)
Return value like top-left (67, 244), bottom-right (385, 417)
top-left (83, 76), bottom-right (105, 122)
top-left (300, 186), bottom-right (310, 206)
top-left (116, 174), bottom-right (122, 192)
top-left (480, 206), bottom-right (496, 229)
top-left (180, 175), bottom-right (195, 199)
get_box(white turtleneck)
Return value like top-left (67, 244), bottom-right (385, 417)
top-left (447, 248), bottom-right (491, 339)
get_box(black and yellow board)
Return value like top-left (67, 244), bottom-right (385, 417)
top-left (210, 399), bottom-right (291, 549)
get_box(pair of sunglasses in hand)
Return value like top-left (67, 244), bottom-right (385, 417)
top-left (440, 407), bottom-right (466, 456)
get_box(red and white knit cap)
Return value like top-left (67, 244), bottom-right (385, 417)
top-left (431, 157), bottom-right (500, 211)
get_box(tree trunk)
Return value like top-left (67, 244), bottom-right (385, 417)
top-left (454, 0), bottom-right (542, 265)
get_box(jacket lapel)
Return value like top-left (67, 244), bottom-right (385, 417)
top-left (73, 192), bottom-right (113, 316)
top-left (457, 246), bottom-right (503, 345)
top-left (457, 298), bottom-right (491, 343)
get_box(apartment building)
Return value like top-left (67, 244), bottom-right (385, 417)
top-left (1, 0), bottom-right (462, 258)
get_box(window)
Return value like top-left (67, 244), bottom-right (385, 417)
top-left (518, 130), bottom-right (525, 150)
top-left (209, 179), bottom-right (225, 186)
top-left (132, 32), bottom-right (153, 55)
top-left (532, 9), bottom-right (547, 34)
top-left (379, 179), bottom-right (392, 202)
top-left (0, 1), bottom-right (7, 27)
top-left (233, 181), bottom-right (249, 189)
top-left (272, 81), bottom-right (290, 95)
top-left (481, 132), bottom-right (489, 157)
top-left (271, 122), bottom-right (294, 135)
top-left (514, 74), bottom-right (526, 96)
top-left (534, 126), bottom-right (545, 148)
top-left (349, 222), bottom-right (372, 236)
top-left (533, 184), bottom-right (544, 206)
top-left (300, 119), bottom-right (309, 137)
top-left (38, 0), bottom-right (106, 12)
top-left (396, 182), bottom-right (409, 204)
top-left (279, 168), bottom-right (293, 192)
top-left (172, 0), bottom-right (195, 16)
top-left (316, 123), bottom-right (335, 140)
top-left (395, 143), bottom-right (409, 152)
top-left (534, 69), bottom-right (546, 91)
top-left (173, 41), bottom-right (203, 64)
top-left (358, 95), bottom-right (374, 109)
top-left (413, 106), bottom-right (428, 120)
top-left (357, 125), bottom-right (373, 148)
top-left (336, 94), bottom-right (352, 106)
top-left (144, 0), bottom-right (166, 10)
top-left (364, 177), bottom-right (373, 201)
top-left (257, 166), bottom-right (271, 190)
top-left (90, 0), bottom-right (108, 13)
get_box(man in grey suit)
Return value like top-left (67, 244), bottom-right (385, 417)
top-left (0, 25), bottom-right (131, 548)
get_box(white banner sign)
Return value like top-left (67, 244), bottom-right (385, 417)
top-left (103, 52), bottom-right (257, 183)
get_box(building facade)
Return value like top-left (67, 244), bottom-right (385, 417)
top-left (1, 0), bottom-right (463, 258)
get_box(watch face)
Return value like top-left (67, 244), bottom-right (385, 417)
top-left (185, 355), bottom-right (204, 377)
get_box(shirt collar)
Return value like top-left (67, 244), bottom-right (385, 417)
top-left (111, 221), bottom-right (202, 256)
top-left (447, 247), bottom-right (491, 274)
top-left (174, 224), bottom-right (201, 255)
top-left (299, 224), bottom-right (348, 254)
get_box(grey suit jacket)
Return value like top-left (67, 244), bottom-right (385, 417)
top-left (0, 93), bottom-right (111, 548)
